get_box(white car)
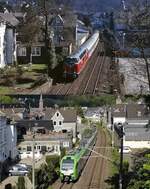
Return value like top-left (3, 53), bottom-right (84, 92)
top-left (119, 146), bottom-right (131, 153)
top-left (9, 165), bottom-right (29, 176)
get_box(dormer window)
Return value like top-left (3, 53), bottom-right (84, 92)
top-left (57, 113), bottom-right (59, 117)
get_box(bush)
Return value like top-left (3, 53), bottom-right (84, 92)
top-left (46, 155), bottom-right (60, 168)
top-left (17, 177), bottom-right (25, 189)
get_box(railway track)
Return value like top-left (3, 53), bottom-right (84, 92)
top-left (82, 55), bottom-right (106, 95)
top-left (73, 129), bottom-right (108, 189)
top-left (44, 41), bottom-right (112, 96)
top-left (52, 129), bottom-right (109, 189)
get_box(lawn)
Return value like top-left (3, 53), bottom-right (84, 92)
top-left (0, 87), bottom-right (15, 94)
top-left (0, 64), bottom-right (47, 94)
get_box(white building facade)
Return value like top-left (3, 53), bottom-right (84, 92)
top-left (0, 113), bottom-right (7, 162)
top-left (0, 113), bottom-right (17, 162)
top-left (0, 13), bottom-right (18, 68)
top-left (0, 22), bottom-right (6, 68)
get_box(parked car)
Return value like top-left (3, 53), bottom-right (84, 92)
top-left (119, 146), bottom-right (131, 154)
top-left (16, 163), bottom-right (32, 171)
top-left (9, 165), bottom-right (29, 176)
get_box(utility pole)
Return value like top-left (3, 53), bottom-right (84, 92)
top-left (32, 130), bottom-right (35, 189)
top-left (43, 0), bottom-right (50, 76)
top-left (119, 124), bottom-right (124, 189)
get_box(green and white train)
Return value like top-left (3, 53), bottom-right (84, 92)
top-left (60, 130), bottom-right (97, 182)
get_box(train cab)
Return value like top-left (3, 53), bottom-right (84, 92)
top-left (60, 156), bottom-right (75, 182)
top-left (64, 57), bottom-right (79, 78)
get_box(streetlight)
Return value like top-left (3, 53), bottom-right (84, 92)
top-left (32, 129), bottom-right (35, 189)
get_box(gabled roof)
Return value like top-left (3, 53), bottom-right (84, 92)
top-left (124, 123), bottom-right (150, 141)
top-left (0, 12), bottom-right (19, 26)
top-left (16, 120), bottom-right (53, 131)
top-left (112, 104), bottom-right (150, 119)
top-left (112, 104), bottom-right (126, 117)
top-left (44, 108), bottom-right (77, 122)
top-left (126, 104), bottom-right (150, 119)
top-left (0, 108), bottom-right (24, 121)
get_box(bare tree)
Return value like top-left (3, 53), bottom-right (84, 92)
top-left (123, 0), bottom-right (150, 92)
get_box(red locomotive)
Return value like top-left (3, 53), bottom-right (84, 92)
top-left (64, 31), bottom-right (99, 79)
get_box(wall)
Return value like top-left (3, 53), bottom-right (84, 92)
top-left (6, 124), bottom-right (17, 159)
top-left (5, 28), bottom-right (14, 65)
top-left (0, 22), bottom-right (6, 68)
top-left (113, 117), bottom-right (126, 124)
top-left (62, 122), bottom-right (77, 142)
top-left (124, 140), bottom-right (150, 149)
top-left (0, 115), bottom-right (7, 162)
top-left (51, 111), bottom-right (64, 131)
top-left (18, 140), bottom-right (62, 159)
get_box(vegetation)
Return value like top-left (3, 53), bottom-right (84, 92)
top-left (29, 155), bottom-right (60, 188)
top-left (127, 151), bottom-right (150, 189)
top-left (44, 95), bottom-right (116, 107)
top-left (17, 177), bottom-right (25, 189)
top-left (106, 149), bottom-right (150, 189)
top-left (0, 95), bottom-right (17, 104)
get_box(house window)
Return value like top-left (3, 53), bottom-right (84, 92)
top-left (63, 141), bottom-right (69, 147)
top-left (31, 47), bottom-right (41, 56)
top-left (59, 121), bottom-right (62, 125)
top-left (27, 146), bottom-right (32, 151)
top-left (53, 121), bottom-right (56, 125)
top-left (37, 146), bottom-right (41, 150)
top-left (18, 47), bottom-right (26, 56)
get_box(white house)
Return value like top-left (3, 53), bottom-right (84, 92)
top-left (0, 112), bottom-right (7, 162)
top-left (44, 108), bottom-right (77, 142)
top-left (0, 112), bottom-right (18, 162)
top-left (110, 104), bottom-right (150, 149)
top-left (84, 107), bottom-right (105, 123)
top-left (0, 13), bottom-right (19, 68)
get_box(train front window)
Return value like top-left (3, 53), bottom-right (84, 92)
top-left (62, 159), bottom-right (74, 170)
top-left (65, 58), bottom-right (77, 65)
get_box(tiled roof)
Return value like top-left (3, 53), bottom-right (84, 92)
top-left (112, 104), bottom-right (126, 117)
top-left (16, 120), bottom-right (53, 131)
top-left (44, 108), bottom-right (77, 122)
top-left (0, 13), bottom-right (19, 26)
top-left (125, 123), bottom-right (150, 141)
top-left (126, 104), bottom-right (150, 119)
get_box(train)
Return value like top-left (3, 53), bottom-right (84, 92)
top-left (59, 130), bottom-right (97, 182)
top-left (64, 31), bottom-right (100, 79)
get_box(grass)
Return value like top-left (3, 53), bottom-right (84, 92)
top-left (0, 87), bottom-right (14, 94)
top-left (0, 64), bottom-right (48, 94)
top-left (30, 64), bottom-right (47, 70)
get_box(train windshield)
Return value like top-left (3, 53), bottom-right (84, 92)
top-left (61, 159), bottom-right (74, 170)
top-left (65, 58), bottom-right (78, 65)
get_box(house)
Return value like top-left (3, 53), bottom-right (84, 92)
top-left (44, 108), bottom-right (77, 142)
top-left (17, 123), bottom-right (73, 159)
top-left (0, 112), bottom-right (17, 181)
top-left (110, 104), bottom-right (150, 149)
top-left (50, 14), bottom-right (89, 50)
top-left (0, 12), bottom-right (19, 68)
top-left (0, 112), bottom-right (17, 161)
top-left (84, 107), bottom-right (105, 123)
